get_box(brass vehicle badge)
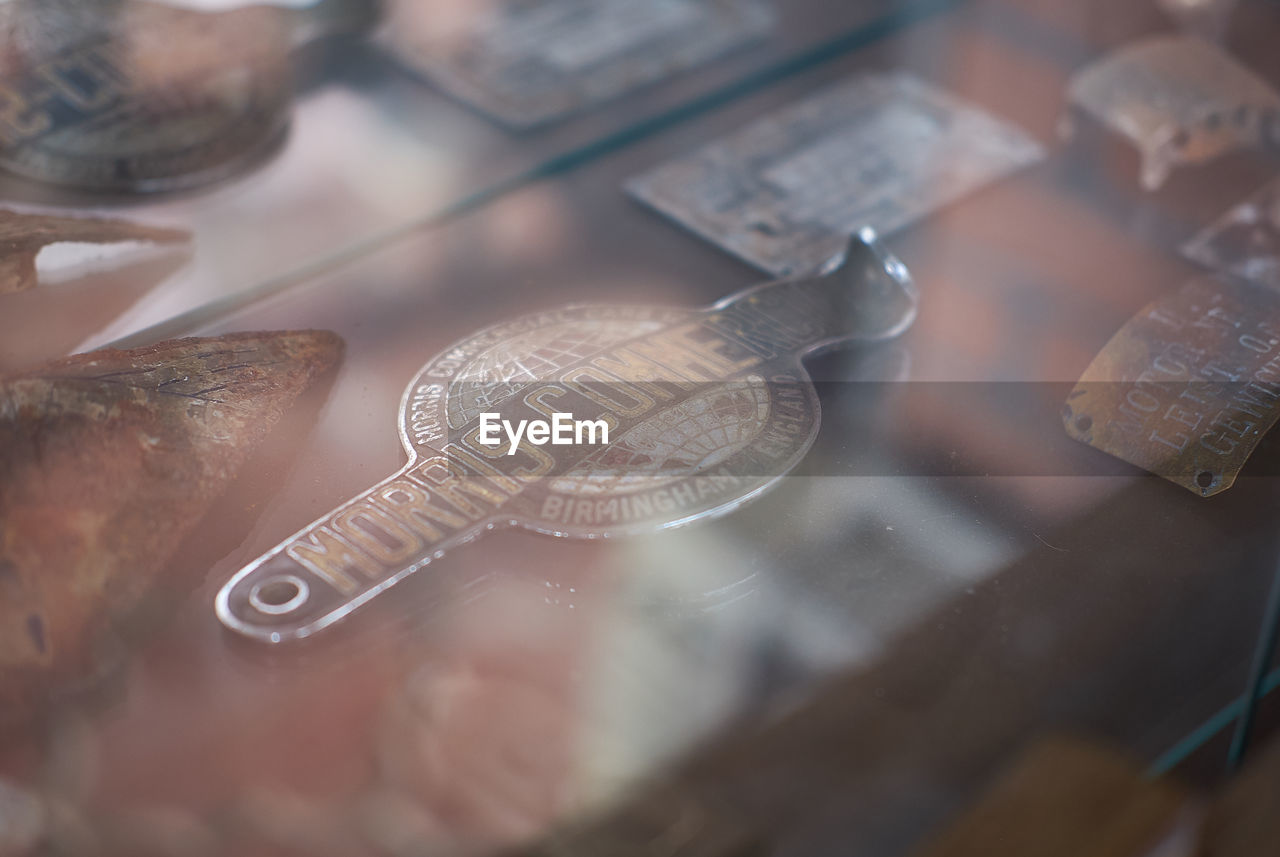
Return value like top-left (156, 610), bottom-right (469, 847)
top-left (217, 232), bottom-right (917, 642)
top-left (0, 0), bottom-right (377, 193)
top-left (1063, 277), bottom-right (1280, 497)
top-left (1063, 35), bottom-right (1280, 190)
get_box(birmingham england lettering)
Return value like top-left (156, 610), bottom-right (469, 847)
top-left (216, 232), bottom-right (917, 643)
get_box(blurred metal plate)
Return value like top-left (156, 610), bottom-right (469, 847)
top-left (1063, 277), bottom-right (1280, 497)
top-left (381, 0), bottom-right (776, 129)
top-left (1182, 176), bottom-right (1280, 290)
top-left (625, 73), bottom-right (1044, 277)
top-left (1064, 35), bottom-right (1280, 190)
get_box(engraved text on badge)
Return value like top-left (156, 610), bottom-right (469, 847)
top-left (217, 234), bottom-right (916, 641)
top-left (1064, 277), bottom-right (1280, 496)
top-left (1064, 36), bottom-right (1280, 190)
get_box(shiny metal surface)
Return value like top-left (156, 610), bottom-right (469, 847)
top-left (4, 0), bottom-right (1280, 854)
top-left (217, 234), bottom-right (916, 641)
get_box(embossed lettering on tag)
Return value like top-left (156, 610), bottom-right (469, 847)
top-left (217, 232), bottom-right (916, 642)
top-left (1063, 35), bottom-right (1280, 190)
top-left (1182, 176), bottom-right (1280, 291)
top-left (381, 0), bottom-right (775, 129)
top-left (625, 73), bottom-right (1044, 277)
top-left (1063, 277), bottom-right (1280, 496)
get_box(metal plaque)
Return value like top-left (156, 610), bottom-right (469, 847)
top-left (1063, 35), bottom-right (1280, 190)
top-left (217, 231), bottom-right (917, 642)
top-left (381, 0), bottom-right (775, 129)
top-left (625, 73), bottom-right (1044, 277)
top-left (0, 0), bottom-right (376, 193)
top-left (1182, 176), bottom-right (1280, 291)
top-left (1063, 276), bottom-right (1280, 497)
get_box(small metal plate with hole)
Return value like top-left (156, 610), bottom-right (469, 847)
top-left (625, 73), bottom-right (1044, 277)
top-left (1063, 35), bottom-right (1280, 191)
top-left (1182, 176), bottom-right (1280, 291)
top-left (216, 232), bottom-right (917, 642)
top-left (1063, 277), bottom-right (1280, 497)
top-left (381, 0), bottom-right (775, 129)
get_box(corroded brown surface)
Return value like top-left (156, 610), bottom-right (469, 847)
top-left (0, 209), bottom-right (188, 294)
top-left (0, 331), bottom-right (342, 723)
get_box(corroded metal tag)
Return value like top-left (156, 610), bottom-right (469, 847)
top-left (1063, 35), bottom-right (1280, 190)
top-left (217, 232), bottom-right (916, 642)
top-left (380, 0), bottom-right (775, 129)
top-left (625, 73), bottom-right (1044, 277)
top-left (1183, 176), bottom-right (1280, 290)
top-left (1063, 277), bottom-right (1280, 497)
top-left (0, 0), bottom-right (375, 192)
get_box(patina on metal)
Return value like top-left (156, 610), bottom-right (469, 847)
top-left (1063, 276), bottom-right (1280, 497)
top-left (217, 231), bottom-right (917, 642)
top-left (1063, 35), bottom-right (1280, 190)
top-left (0, 0), bottom-right (378, 193)
top-left (626, 73), bottom-right (1044, 277)
top-left (0, 208), bottom-right (187, 294)
top-left (380, 0), bottom-right (775, 129)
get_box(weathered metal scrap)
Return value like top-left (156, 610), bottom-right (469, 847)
top-left (1063, 36), bottom-right (1280, 190)
top-left (0, 329), bottom-right (343, 721)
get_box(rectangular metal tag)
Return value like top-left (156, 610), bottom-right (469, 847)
top-left (1182, 177), bottom-right (1280, 291)
top-left (385, 0), bottom-right (775, 129)
top-left (625, 73), bottom-right (1044, 276)
top-left (1064, 277), bottom-right (1280, 496)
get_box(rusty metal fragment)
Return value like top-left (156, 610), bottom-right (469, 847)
top-left (1063, 36), bottom-right (1280, 190)
top-left (0, 330), bottom-right (343, 721)
top-left (1063, 277), bottom-right (1280, 496)
top-left (0, 208), bottom-right (187, 294)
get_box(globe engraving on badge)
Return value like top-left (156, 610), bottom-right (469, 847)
top-left (217, 232), bottom-right (916, 642)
